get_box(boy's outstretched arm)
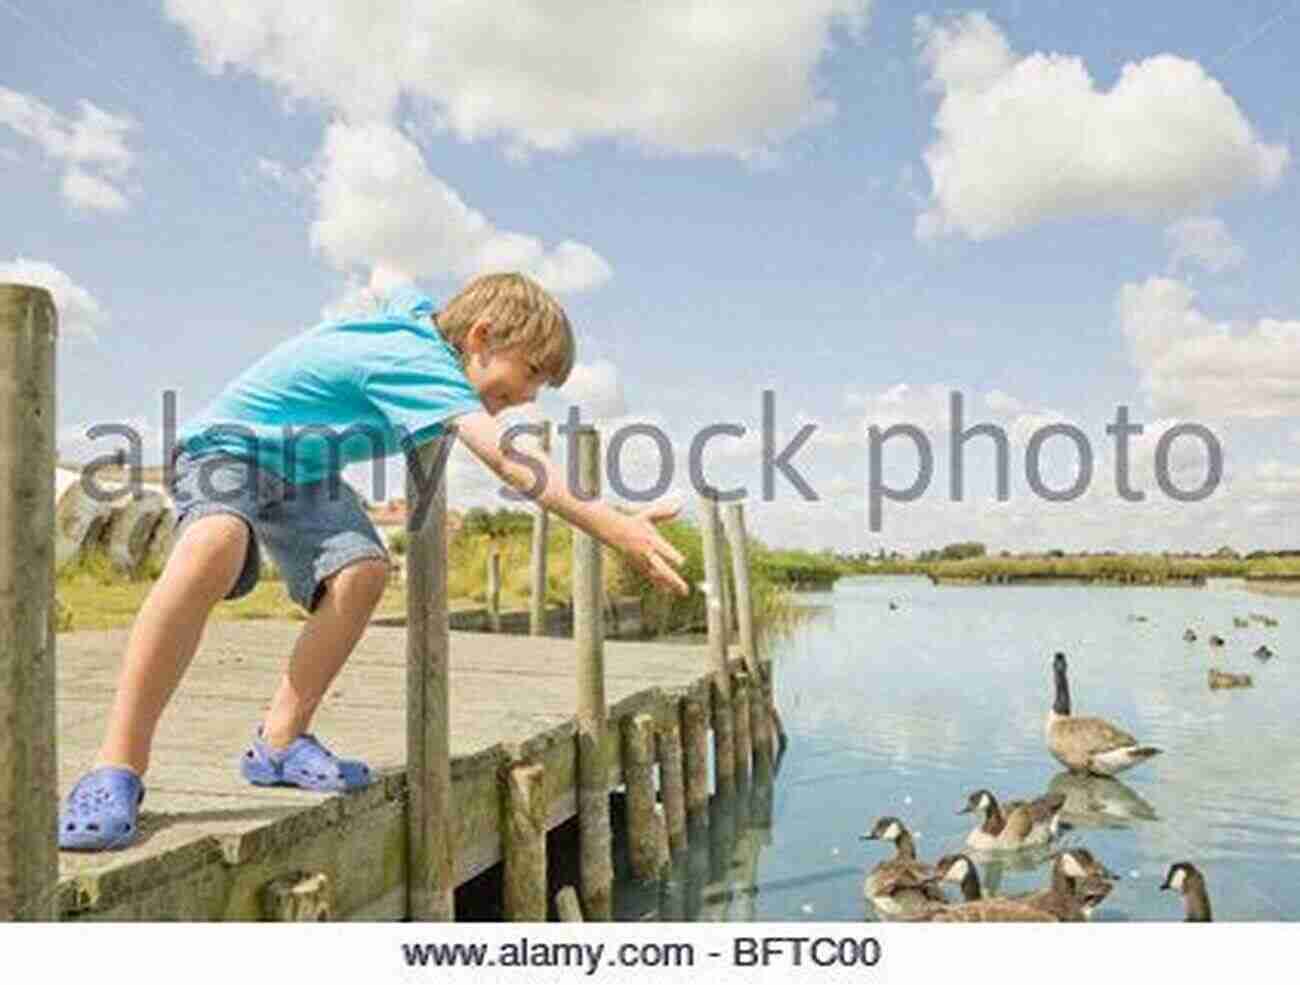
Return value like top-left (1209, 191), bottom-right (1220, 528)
top-left (447, 411), bottom-right (691, 597)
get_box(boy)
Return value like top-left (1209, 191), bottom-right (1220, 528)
top-left (59, 272), bottom-right (688, 851)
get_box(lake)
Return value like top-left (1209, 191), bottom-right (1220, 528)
top-left (613, 575), bottom-right (1300, 921)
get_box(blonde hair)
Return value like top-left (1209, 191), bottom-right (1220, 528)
top-left (435, 272), bottom-right (575, 387)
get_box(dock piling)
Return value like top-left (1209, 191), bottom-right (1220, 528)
top-left (698, 493), bottom-right (735, 796)
top-left (724, 502), bottom-right (783, 761)
top-left (573, 427), bottom-right (613, 920)
top-left (732, 671), bottom-right (753, 783)
top-left (528, 421), bottom-right (552, 636)
top-left (486, 549), bottom-right (502, 633)
top-left (680, 686), bottom-right (711, 823)
top-left (502, 759), bottom-right (548, 921)
top-left (0, 284), bottom-right (58, 922)
top-left (655, 713), bottom-right (687, 856)
top-left (622, 713), bottom-right (659, 881)
top-left (405, 436), bottom-right (455, 921)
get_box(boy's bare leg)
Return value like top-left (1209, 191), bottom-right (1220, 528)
top-left (95, 514), bottom-right (251, 776)
top-left (259, 559), bottom-right (389, 750)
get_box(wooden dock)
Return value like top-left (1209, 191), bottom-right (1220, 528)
top-left (53, 621), bottom-right (733, 920)
top-left (2, 283), bottom-right (782, 922)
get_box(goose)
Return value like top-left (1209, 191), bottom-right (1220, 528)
top-left (1249, 613), bottom-right (1279, 628)
top-left (958, 789), bottom-right (1066, 851)
top-left (1161, 862), bottom-right (1212, 922)
top-left (1047, 652), bottom-right (1161, 776)
top-left (1253, 645), bottom-right (1275, 660)
top-left (903, 854), bottom-right (1059, 922)
top-left (1011, 848), bottom-right (1118, 921)
top-left (1182, 629), bottom-right (1197, 643)
top-left (1232, 616), bottom-right (1250, 629)
top-left (1208, 668), bottom-right (1252, 690)
top-left (1209, 635), bottom-right (1226, 648)
top-left (860, 816), bottom-right (948, 917)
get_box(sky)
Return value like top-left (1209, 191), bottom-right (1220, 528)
top-left (3, 0), bottom-right (1298, 555)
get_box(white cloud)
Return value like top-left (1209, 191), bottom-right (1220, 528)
top-left (555, 359), bottom-right (626, 419)
top-left (914, 13), bottom-right (1288, 241)
top-left (0, 258), bottom-right (105, 342)
top-left (0, 87), bottom-right (136, 213)
top-left (310, 122), bottom-right (611, 293)
top-left (1165, 216), bottom-right (1246, 274)
top-left (163, 0), bottom-right (869, 158)
top-left (1118, 276), bottom-right (1300, 419)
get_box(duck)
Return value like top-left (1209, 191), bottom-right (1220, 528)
top-left (1182, 628), bottom-right (1197, 643)
top-left (1232, 616), bottom-right (1250, 629)
top-left (860, 816), bottom-right (948, 917)
top-left (958, 788), bottom-right (1066, 851)
top-left (1249, 613), bottom-right (1279, 628)
top-left (1209, 635), bottom-right (1226, 648)
top-left (1011, 848), bottom-right (1119, 921)
top-left (1253, 645), bottom-right (1275, 660)
top-left (902, 854), bottom-right (1059, 922)
top-left (1208, 668), bottom-right (1252, 690)
top-left (1161, 862), bottom-right (1212, 922)
top-left (1046, 652), bottom-right (1161, 776)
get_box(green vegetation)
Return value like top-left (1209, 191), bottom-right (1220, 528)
top-left (54, 512), bottom-right (811, 644)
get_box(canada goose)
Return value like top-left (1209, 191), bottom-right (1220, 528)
top-left (1209, 635), bottom-right (1226, 647)
top-left (860, 816), bottom-right (948, 917)
top-left (1208, 668), bottom-right (1252, 690)
top-left (888, 601), bottom-right (899, 611)
top-left (958, 789), bottom-right (1066, 851)
top-left (1161, 862), bottom-right (1212, 922)
top-left (1128, 614), bottom-right (1149, 623)
top-left (903, 854), bottom-right (1059, 922)
top-left (1254, 645), bottom-right (1275, 660)
top-left (1047, 652), bottom-right (1161, 776)
top-left (1048, 770), bottom-right (1158, 827)
top-left (1232, 616), bottom-right (1250, 629)
top-left (1183, 629), bottom-right (1197, 642)
top-left (1249, 613), bottom-right (1279, 628)
top-left (1011, 848), bottom-right (1119, 921)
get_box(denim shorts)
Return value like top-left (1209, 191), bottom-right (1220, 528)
top-left (167, 446), bottom-right (390, 611)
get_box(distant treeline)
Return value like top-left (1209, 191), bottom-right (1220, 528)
top-left (839, 552), bottom-right (1300, 584)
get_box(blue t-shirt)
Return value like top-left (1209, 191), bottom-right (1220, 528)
top-left (176, 288), bottom-right (484, 484)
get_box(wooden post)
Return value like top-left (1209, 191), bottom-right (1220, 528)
top-left (732, 671), bottom-right (752, 784)
top-left (680, 686), bottom-right (710, 822)
top-left (622, 714), bottom-right (659, 881)
top-left (529, 421), bottom-right (552, 636)
top-left (655, 714), bottom-right (687, 856)
top-left (486, 549), bottom-right (502, 632)
top-left (261, 872), bottom-right (334, 921)
top-left (724, 502), bottom-right (784, 760)
top-left (0, 284), bottom-right (58, 922)
top-left (502, 760), bottom-right (547, 921)
top-left (572, 427), bottom-right (612, 920)
top-left (555, 886), bottom-right (584, 922)
top-left (406, 436), bottom-right (455, 921)
top-left (698, 493), bottom-right (735, 796)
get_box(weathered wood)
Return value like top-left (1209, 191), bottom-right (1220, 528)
top-left (555, 885), bottom-right (584, 922)
top-left (724, 502), bottom-right (778, 768)
top-left (572, 427), bottom-right (612, 920)
top-left (260, 871), bottom-right (334, 921)
top-left (622, 713), bottom-right (658, 881)
top-left (698, 493), bottom-right (734, 795)
top-left (655, 715), bottom-right (687, 856)
top-left (405, 436), bottom-right (455, 921)
top-left (486, 549), bottom-right (502, 633)
top-left (502, 760), bottom-right (547, 921)
top-left (0, 284), bottom-right (58, 922)
top-left (732, 671), bottom-right (752, 784)
top-left (680, 687), bottom-right (711, 822)
top-left (529, 421), bottom-right (552, 636)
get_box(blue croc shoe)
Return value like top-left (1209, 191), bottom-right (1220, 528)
top-left (58, 766), bottom-right (145, 851)
top-left (240, 728), bottom-right (372, 792)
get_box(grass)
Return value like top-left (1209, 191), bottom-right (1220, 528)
top-left (55, 517), bottom-right (809, 645)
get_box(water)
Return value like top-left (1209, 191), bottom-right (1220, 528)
top-left (614, 575), bottom-right (1300, 922)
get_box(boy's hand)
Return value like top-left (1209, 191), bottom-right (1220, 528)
top-left (614, 498), bottom-right (690, 596)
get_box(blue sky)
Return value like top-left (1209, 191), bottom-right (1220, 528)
top-left (4, 0), bottom-right (1298, 553)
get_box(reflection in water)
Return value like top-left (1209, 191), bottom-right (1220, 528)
top-left (1048, 770), bottom-right (1160, 828)
top-left (612, 577), bottom-right (1300, 920)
